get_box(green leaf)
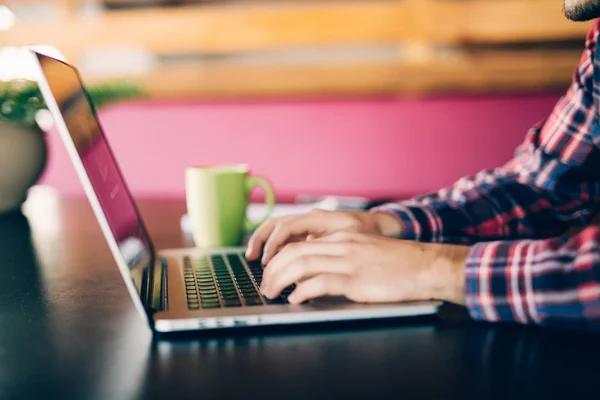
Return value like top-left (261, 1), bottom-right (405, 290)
top-left (0, 79), bottom-right (145, 128)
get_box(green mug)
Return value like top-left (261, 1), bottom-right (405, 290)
top-left (185, 164), bottom-right (276, 248)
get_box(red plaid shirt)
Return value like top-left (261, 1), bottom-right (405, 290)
top-left (376, 21), bottom-right (600, 331)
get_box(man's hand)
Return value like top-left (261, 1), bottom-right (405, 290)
top-left (259, 231), bottom-right (469, 306)
top-left (245, 209), bottom-right (402, 264)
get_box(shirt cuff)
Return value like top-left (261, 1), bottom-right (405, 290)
top-left (464, 239), bottom-right (538, 324)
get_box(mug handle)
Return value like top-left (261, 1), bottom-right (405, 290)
top-left (244, 176), bottom-right (276, 231)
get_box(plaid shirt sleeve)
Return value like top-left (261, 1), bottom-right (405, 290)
top-left (372, 21), bottom-right (600, 330)
top-left (465, 229), bottom-right (600, 331)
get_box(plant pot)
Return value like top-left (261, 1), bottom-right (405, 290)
top-left (0, 120), bottom-right (47, 214)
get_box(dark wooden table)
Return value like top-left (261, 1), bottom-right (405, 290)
top-left (1, 190), bottom-right (599, 399)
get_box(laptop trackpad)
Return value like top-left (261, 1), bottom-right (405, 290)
top-left (305, 296), bottom-right (435, 312)
top-left (306, 296), bottom-right (369, 310)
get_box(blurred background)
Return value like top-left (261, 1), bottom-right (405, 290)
top-left (0, 0), bottom-right (593, 202)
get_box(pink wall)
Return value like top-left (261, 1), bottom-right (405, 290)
top-left (40, 94), bottom-right (561, 201)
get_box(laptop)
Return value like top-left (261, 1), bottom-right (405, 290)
top-left (30, 51), bottom-right (440, 333)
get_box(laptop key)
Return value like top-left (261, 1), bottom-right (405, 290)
top-left (222, 299), bottom-right (242, 307)
top-left (220, 292), bottom-right (239, 299)
top-left (244, 298), bottom-right (263, 306)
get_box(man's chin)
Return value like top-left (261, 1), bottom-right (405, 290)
top-left (564, 0), bottom-right (600, 21)
top-left (564, 10), bottom-right (600, 21)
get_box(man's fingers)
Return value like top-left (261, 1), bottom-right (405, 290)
top-left (246, 211), bottom-right (364, 263)
top-left (245, 219), bottom-right (275, 260)
top-left (246, 216), bottom-right (294, 260)
top-left (262, 251), bottom-right (351, 298)
top-left (263, 241), bottom-right (350, 284)
top-left (287, 274), bottom-right (350, 304)
top-left (261, 212), bottom-right (327, 264)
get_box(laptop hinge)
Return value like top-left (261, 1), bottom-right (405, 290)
top-left (151, 257), bottom-right (168, 313)
top-left (141, 257), bottom-right (168, 314)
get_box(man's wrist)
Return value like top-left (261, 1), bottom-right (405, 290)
top-left (426, 243), bottom-right (469, 305)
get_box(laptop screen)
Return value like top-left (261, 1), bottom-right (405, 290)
top-left (36, 53), bottom-right (153, 284)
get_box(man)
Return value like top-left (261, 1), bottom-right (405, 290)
top-left (245, 1), bottom-right (600, 331)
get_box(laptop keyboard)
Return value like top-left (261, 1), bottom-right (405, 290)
top-left (183, 254), bottom-right (295, 310)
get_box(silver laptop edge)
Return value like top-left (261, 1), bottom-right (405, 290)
top-left (30, 51), bottom-right (153, 323)
top-left (30, 50), bottom-right (441, 333)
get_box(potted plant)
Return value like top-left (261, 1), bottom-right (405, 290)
top-left (0, 79), bottom-right (143, 214)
